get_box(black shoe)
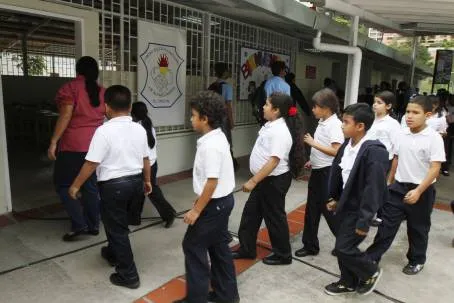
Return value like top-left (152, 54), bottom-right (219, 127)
top-left (109, 273), bottom-right (140, 289)
top-left (324, 281), bottom-right (355, 296)
top-left (331, 249), bottom-right (337, 257)
top-left (231, 250), bottom-right (255, 260)
top-left (356, 268), bottom-right (382, 295)
top-left (208, 291), bottom-right (240, 303)
top-left (164, 215), bottom-right (175, 228)
top-left (402, 263), bottom-right (424, 275)
top-left (86, 229), bottom-right (99, 236)
top-left (294, 247), bottom-right (319, 257)
top-left (370, 218), bottom-right (383, 227)
top-left (101, 246), bottom-right (118, 267)
top-left (442, 170), bottom-right (450, 176)
top-left (262, 253), bottom-right (292, 265)
top-left (62, 229), bottom-right (87, 242)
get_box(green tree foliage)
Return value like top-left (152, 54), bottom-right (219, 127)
top-left (12, 54), bottom-right (47, 76)
top-left (333, 15), bottom-right (368, 35)
top-left (442, 39), bottom-right (454, 49)
top-left (388, 39), bottom-right (433, 67)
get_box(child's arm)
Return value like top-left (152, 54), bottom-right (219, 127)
top-left (48, 104), bottom-right (73, 160)
top-left (69, 161), bottom-right (99, 199)
top-left (143, 158), bottom-right (152, 195)
top-left (303, 134), bottom-right (341, 157)
top-left (404, 161), bottom-right (441, 204)
top-left (243, 157), bottom-right (279, 192)
top-left (387, 155), bottom-right (398, 184)
top-left (184, 178), bottom-right (218, 225)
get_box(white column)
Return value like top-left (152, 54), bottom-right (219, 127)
top-left (0, 76), bottom-right (12, 214)
top-left (345, 16), bottom-right (360, 107)
top-left (409, 36), bottom-right (418, 89)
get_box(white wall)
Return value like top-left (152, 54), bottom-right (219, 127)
top-left (156, 125), bottom-right (259, 177)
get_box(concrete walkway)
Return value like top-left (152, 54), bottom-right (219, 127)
top-left (0, 161), bottom-right (453, 303)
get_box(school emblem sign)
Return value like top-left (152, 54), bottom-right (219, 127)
top-left (138, 21), bottom-right (187, 126)
top-left (140, 44), bottom-right (184, 108)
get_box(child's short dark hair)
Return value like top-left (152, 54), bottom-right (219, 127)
top-left (312, 88), bottom-right (340, 115)
top-left (375, 90), bottom-right (396, 107)
top-left (190, 91), bottom-right (225, 129)
top-left (408, 95), bottom-right (432, 113)
top-left (344, 103), bottom-right (375, 131)
top-left (271, 61), bottom-right (286, 76)
top-left (105, 85), bottom-right (131, 111)
top-left (214, 62), bottom-right (228, 78)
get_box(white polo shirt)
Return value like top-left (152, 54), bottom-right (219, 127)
top-left (250, 118), bottom-right (292, 176)
top-left (193, 128), bottom-right (235, 198)
top-left (339, 135), bottom-right (369, 188)
top-left (395, 126), bottom-right (446, 184)
top-left (86, 116), bottom-right (149, 182)
top-left (368, 115), bottom-right (401, 160)
top-left (310, 114), bottom-right (344, 169)
top-left (427, 115), bottom-right (448, 134)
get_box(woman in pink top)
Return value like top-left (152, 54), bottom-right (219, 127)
top-left (48, 56), bottom-right (105, 241)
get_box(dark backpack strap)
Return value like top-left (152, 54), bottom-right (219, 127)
top-left (208, 81), bottom-right (225, 95)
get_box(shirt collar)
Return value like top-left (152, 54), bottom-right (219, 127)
top-left (403, 125), bottom-right (431, 136)
top-left (107, 116), bottom-right (132, 123)
top-left (264, 117), bottom-right (285, 128)
top-left (375, 114), bottom-right (390, 123)
top-left (197, 128), bottom-right (222, 147)
top-left (347, 134), bottom-right (369, 153)
top-left (319, 114), bottom-right (337, 125)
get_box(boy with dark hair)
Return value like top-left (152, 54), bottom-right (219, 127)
top-left (69, 85), bottom-right (151, 289)
top-left (366, 96), bottom-right (445, 275)
top-left (208, 62), bottom-right (238, 171)
top-left (264, 60), bottom-right (290, 97)
top-left (173, 91), bottom-right (239, 303)
top-left (324, 103), bottom-right (388, 296)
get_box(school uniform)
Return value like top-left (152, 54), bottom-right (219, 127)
top-left (237, 118), bottom-right (293, 259)
top-left (368, 114), bottom-right (401, 161)
top-left (86, 116), bottom-right (148, 284)
top-left (131, 127), bottom-right (176, 225)
top-left (182, 128), bottom-right (239, 303)
top-left (329, 137), bottom-right (389, 287)
top-left (301, 114), bottom-right (344, 253)
top-left (366, 126), bottom-right (445, 266)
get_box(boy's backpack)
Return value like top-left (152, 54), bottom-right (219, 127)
top-left (208, 81), bottom-right (226, 96)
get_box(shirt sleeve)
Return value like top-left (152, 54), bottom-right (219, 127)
top-left (440, 117), bottom-right (448, 133)
top-left (203, 148), bottom-right (222, 178)
top-left (85, 129), bottom-right (109, 163)
top-left (269, 130), bottom-right (290, 160)
top-left (222, 84), bottom-right (233, 102)
top-left (330, 122), bottom-right (345, 144)
top-left (142, 130), bottom-right (149, 158)
top-left (389, 120), bottom-right (402, 156)
top-left (430, 133), bottom-right (446, 162)
top-left (55, 82), bottom-right (74, 108)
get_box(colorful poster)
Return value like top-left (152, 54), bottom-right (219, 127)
top-left (239, 47), bottom-right (291, 100)
top-left (138, 21), bottom-right (186, 126)
top-left (433, 50), bottom-right (453, 85)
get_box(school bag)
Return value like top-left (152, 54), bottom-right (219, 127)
top-left (208, 80), bottom-right (226, 96)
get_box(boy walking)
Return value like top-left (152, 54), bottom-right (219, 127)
top-left (174, 91), bottom-right (239, 303)
top-left (325, 103), bottom-right (388, 296)
top-left (69, 85), bottom-right (151, 288)
top-left (366, 95), bottom-right (445, 275)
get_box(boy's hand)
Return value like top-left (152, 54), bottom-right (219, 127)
top-left (184, 208), bottom-right (200, 225)
top-left (243, 179), bottom-right (257, 192)
top-left (303, 133), bottom-right (315, 146)
top-left (404, 189), bottom-right (421, 204)
top-left (68, 186), bottom-right (80, 200)
top-left (304, 161), bottom-right (312, 169)
top-left (355, 229), bottom-right (368, 236)
top-left (326, 201), bottom-right (337, 212)
top-left (144, 182), bottom-right (152, 195)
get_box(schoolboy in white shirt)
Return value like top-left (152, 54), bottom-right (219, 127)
top-left (367, 95), bottom-right (446, 275)
top-left (173, 91), bottom-right (239, 303)
top-left (69, 85), bottom-right (151, 289)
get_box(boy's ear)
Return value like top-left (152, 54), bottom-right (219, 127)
top-left (425, 111), bottom-right (433, 118)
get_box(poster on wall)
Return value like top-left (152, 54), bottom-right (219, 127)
top-left (305, 65), bottom-right (316, 79)
top-left (138, 21), bottom-right (186, 126)
top-left (433, 49), bottom-right (453, 85)
top-left (239, 47), bottom-right (291, 100)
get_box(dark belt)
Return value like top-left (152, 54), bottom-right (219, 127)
top-left (98, 173), bottom-right (142, 185)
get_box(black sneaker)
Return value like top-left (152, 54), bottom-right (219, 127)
top-left (442, 170), bottom-right (450, 176)
top-left (62, 229), bottom-right (87, 242)
top-left (370, 218), bottom-right (383, 227)
top-left (109, 273), bottom-right (140, 289)
top-left (402, 263), bottom-right (424, 275)
top-left (356, 268), bottom-right (382, 295)
top-left (324, 281), bottom-right (355, 296)
top-left (262, 253), bottom-right (292, 265)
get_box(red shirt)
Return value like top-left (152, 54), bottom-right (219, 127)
top-left (56, 75), bottom-right (106, 152)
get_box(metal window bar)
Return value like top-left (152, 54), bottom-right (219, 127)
top-left (43, 0), bottom-right (298, 133)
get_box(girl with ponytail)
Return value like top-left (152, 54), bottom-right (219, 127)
top-left (232, 93), bottom-right (305, 265)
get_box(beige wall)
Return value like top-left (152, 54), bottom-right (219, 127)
top-left (0, 0), bottom-right (99, 215)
